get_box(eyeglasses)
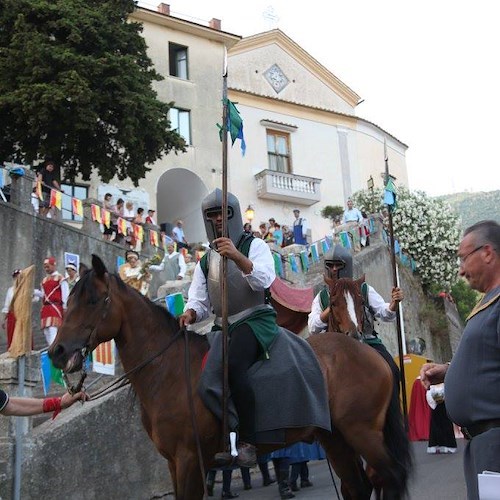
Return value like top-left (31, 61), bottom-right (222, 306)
top-left (458, 245), bottom-right (484, 265)
top-left (325, 261), bottom-right (345, 269)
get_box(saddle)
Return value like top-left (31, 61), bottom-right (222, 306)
top-left (198, 327), bottom-right (331, 444)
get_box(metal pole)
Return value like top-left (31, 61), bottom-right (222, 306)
top-left (13, 355), bottom-right (26, 500)
top-left (221, 49), bottom-right (230, 451)
top-left (384, 140), bottom-right (409, 421)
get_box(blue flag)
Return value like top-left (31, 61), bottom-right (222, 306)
top-left (219, 99), bottom-right (246, 156)
top-left (384, 177), bottom-right (397, 211)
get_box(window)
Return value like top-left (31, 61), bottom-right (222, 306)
top-left (267, 130), bottom-right (291, 173)
top-left (61, 183), bottom-right (88, 222)
top-left (169, 43), bottom-right (188, 79)
top-left (170, 107), bottom-right (191, 145)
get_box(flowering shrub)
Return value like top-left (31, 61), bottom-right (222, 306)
top-left (352, 187), bottom-right (461, 288)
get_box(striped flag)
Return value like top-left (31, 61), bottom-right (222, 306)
top-left (36, 180), bottom-right (43, 200)
top-left (150, 230), bottom-right (159, 247)
top-left (273, 252), bottom-right (283, 277)
top-left (321, 239), bottom-right (330, 254)
top-left (101, 209), bottom-right (111, 228)
top-left (339, 231), bottom-right (352, 249)
top-left (91, 204), bottom-right (101, 222)
top-left (72, 198), bottom-right (83, 217)
top-left (310, 243), bottom-right (319, 263)
top-left (288, 254), bottom-right (298, 273)
top-left (133, 224), bottom-right (144, 242)
top-left (92, 340), bottom-right (116, 375)
top-left (117, 217), bottom-right (127, 236)
top-left (50, 189), bottom-right (62, 210)
top-left (300, 250), bottom-right (309, 272)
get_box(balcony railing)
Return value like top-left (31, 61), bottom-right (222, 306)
top-left (254, 169), bottom-right (321, 206)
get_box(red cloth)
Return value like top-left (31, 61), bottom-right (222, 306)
top-left (270, 278), bottom-right (314, 313)
top-left (40, 274), bottom-right (64, 328)
top-left (408, 378), bottom-right (431, 441)
top-left (6, 311), bottom-right (15, 349)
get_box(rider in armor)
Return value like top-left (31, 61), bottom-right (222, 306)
top-left (307, 245), bottom-right (403, 396)
top-left (180, 189), bottom-right (278, 468)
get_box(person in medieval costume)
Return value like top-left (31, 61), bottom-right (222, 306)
top-left (149, 242), bottom-right (186, 281)
top-left (179, 188), bottom-right (278, 471)
top-left (34, 257), bottom-right (69, 346)
top-left (118, 250), bottom-right (151, 297)
top-left (307, 244), bottom-right (403, 398)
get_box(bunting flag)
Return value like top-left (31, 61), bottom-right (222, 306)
top-left (92, 340), bottom-right (116, 375)
top-left (50, 189), bottom-right (62, 210)
top-left (219, 98), bottom-right (246, 156)
top-left (149, 229), bottom-right (159, 247)
top-left (339, 231), bottom-right (352, 249)
top-left (101, 209), bottom-right (111, 229)
top-left (133, 224), bottom-right (144, 242)
top-left (394, 239), bottom-right (401, 255)
top-left (72, 198), bottom-right (83, 217)
top-left (384, 177), bottom-right (397, 212)
top-left (91, 204), bottom-right (101, 223)
top-left (321, 238), bottom-right (330, 254)
top-left (117, 217), bottom-right (127, 236)
top-left (288, 254), bottom-right (298, 273)
top-left (36, 180), bottom-right (43, 200)
top-left (310, 243), bottom-right (319, 263)
top-left (273, 252), bottom-right (283, 277)
top-left (300, 251), bottom-right (309, 272)
top-left (165, 293), bottom-right (185, 317)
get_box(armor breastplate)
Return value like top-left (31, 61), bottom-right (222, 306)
top-left (207, 250), bottom-right (265, 318)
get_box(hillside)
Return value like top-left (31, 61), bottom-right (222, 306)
top-left (437, 190), bottom-right (500, 230)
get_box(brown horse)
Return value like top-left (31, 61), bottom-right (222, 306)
top-left (49, 255), bottom-right (411, 499)
top-left (323, 273), bottom-right (412, 498)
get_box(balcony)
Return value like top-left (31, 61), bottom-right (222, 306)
top-left (254, 169), bottom-right (321, 206)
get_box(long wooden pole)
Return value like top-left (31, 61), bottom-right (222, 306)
top-left (384, 139), bottom-right (408, 422)
top-left (221, 50), bottom-right (230, 450)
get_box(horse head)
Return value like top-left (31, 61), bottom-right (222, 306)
top-left (49, 254), bottom-right (121, 373)
top-left (324, 274), bottom-right (365, 340)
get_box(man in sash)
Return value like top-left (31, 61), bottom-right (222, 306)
top-left (421, 220), bottom-right (500, 500)
top-left (179, 188), bottom-right (277, 468)
top-left (34, 257), bottom-right (69, 346)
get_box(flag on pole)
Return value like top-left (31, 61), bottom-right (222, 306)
top-left (165, 293), bottom-right (185, 317)
top-left (91, 204), bottom-right (101, 222)
top-left (117, 217), bottom-right (127, 236)
top-left (219, 98), bottom-right (246, 156)
top-left (384, 177), bottom-right (397, 212)
top-left (101, 209), bottom-right (111, 229)
top-left (50, 189), bottom-right (62, 210)
top-left (36, 180), bottom-right (43, 200)
top-left (72, 198), bottom-right (83, 217)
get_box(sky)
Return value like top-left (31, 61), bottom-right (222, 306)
top-left (138, 0), bottom-right (500, 197)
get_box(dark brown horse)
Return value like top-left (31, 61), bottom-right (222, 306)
top-left (49, 255), bottom-right (411, 499)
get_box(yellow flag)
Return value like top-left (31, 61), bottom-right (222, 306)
top-left (118, 217), bottom-right (128, 235)
top-left (50, 189), bottom-right (62, 210)
top-left (91, 204), bottom-right (101, 222)
top-left (101, 209), bottom-right (111, 228)
top-left (72, 198), bottom-right (83, 217)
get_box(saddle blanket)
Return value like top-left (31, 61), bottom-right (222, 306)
top-left (198, 327), bottom-right (331, 444)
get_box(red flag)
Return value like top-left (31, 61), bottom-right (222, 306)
top-left (50, 189), bottom-right (62, 210)
top-left (133, 224), bottom-right (144, 242)
top-left (149, 230), bottom-right (159, 247)
top-left (91, 204), bottom-right (101, 222)
top-left (117, 218), bottom-right (127, 236)
top-left (101, 209), bottom-right (111, 228)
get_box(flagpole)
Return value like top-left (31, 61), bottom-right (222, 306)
top-left (221, 48), bottom-right (230, 452)
top-left (384, 139), bottom-right (409, 423)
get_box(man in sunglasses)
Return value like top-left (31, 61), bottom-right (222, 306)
top-left (308, 244), bottom-right (403, 394)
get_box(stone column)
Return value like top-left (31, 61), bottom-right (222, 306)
top-left (82, 198), bottom-right (104, 239)
top-left (9, 168), bottom-right (36, 209)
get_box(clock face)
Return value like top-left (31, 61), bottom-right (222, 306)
top-left (264, 64), bottom-right (289, 93)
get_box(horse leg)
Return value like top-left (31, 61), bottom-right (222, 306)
top-left (174, 454), bottom-right (205, 500)
top-left (316, 429), bottom-right (372, 500)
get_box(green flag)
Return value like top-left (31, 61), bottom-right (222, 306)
top-left (384, 177), bottom-right (397, 212)
top-left (218, 99), bottom-right (246, 155)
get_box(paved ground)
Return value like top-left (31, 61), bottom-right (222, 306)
top-left (205, 440), bottom-right (467, 499)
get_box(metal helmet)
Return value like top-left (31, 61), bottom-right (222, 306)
top-left (201, 188), bottom-right (243, 245)
top-left (324, 244), bottom-right (353, 279)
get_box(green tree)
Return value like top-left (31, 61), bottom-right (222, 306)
top-left (451, 279), bottom-right (480, 323)
top-left (0, 0), bottom-right (186, 185)
top-left (320, 205), bottom-right (344, 221)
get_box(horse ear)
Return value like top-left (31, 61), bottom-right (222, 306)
top-left (92, 254), bottom-right (108, 279)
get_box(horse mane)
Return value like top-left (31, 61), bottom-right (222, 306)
top-left (329, 277), bottom-right (362, 298)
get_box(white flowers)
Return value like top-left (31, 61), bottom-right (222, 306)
top-left (353, 187), bottom-right (461, 288)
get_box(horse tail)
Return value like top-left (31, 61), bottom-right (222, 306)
top-left (382, 388), bottom-right (413, 497)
